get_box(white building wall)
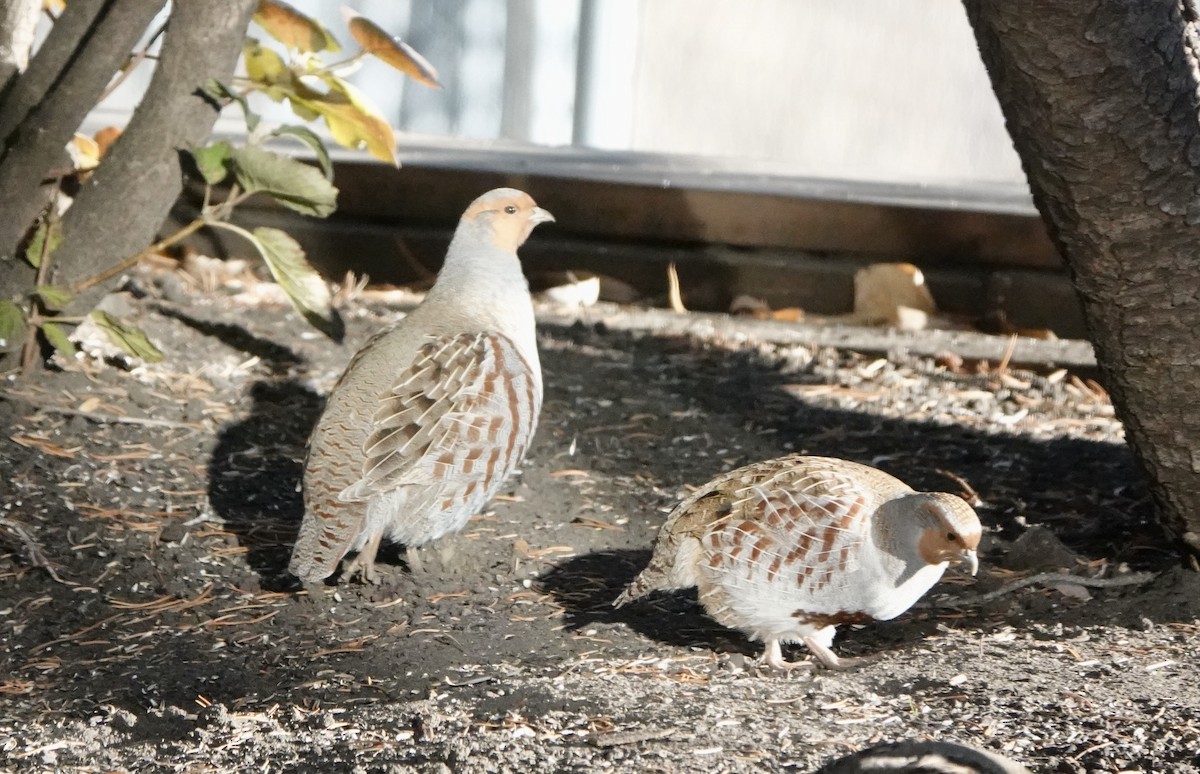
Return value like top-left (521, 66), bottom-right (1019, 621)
top-left (78, 0), bottom-right (1024, 188)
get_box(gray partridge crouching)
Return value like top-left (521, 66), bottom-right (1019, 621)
top-left (615, 454), bottom-right (981, 670)
top-left (289, 188), bottom-right (553, 584)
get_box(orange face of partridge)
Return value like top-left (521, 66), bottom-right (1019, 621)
top-left (462, 192), bottom-right (555, 252)
top-left (915, 494), bottom-right (981, 575)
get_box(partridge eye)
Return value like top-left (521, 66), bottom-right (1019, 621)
top-left (504, 205), bottom-right (518, 214)
top-left (946, 531), bottom-right (957, 542)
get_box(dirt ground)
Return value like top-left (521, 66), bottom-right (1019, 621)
top-left (1, 272), bottom-right (1198, 773)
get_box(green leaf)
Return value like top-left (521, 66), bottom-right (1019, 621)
top-left (24, 219), bottom-right (62, 269)
top-left (228, 144), bottom-right (338, 217)
top-left (191, 140), bottom-right (233, 186)
top-left (203, 78), bottom-right (260, 132)
top-left (88, 311), bottom-right (164, 363)
top-left (0, 300), bottom-right (27, 353)
top-left (246, 227), bottom-right (342, 340)
top-left (269, 125), bottom-right (334, 180)
top-left (41, 321), bottom-right (77, 360)
top-left (34, 284), bottom-right (73, 312)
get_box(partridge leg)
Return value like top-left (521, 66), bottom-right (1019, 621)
top-left (343, 532), bottom-right (383, 584)
top-left (803, 636), bottom-right (874, 671)
top-left (761, 639), bottom-right (814, 672)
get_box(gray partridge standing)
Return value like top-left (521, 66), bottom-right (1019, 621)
top-left (615, 455), bottom-right (981, 670)
top-left (289, 188), bottom-right (553, 583)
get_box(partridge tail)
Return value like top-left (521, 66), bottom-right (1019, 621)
top-left (288, 523), bottom-right (344, 582)
top-left (613, 532), bottom-right (700, 608)
top-left (613, 566), bottom-right (662, 607)
top-left (289, 494), bottom-right (359, 583)
top-left (288, 539), bottom-right (338, 583)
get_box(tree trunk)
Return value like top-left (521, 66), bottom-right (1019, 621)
top-left (962, 0), bottom-right (1200, 556)
top-left (0, 0), bottom-right (164, 270)
top-left (0, 0), bottom-right (41, 97)
top-left (50, 0), bottom-right (257, 312)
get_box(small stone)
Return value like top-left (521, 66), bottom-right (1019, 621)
top-left (1003, 525), bottom-right (1079, 572)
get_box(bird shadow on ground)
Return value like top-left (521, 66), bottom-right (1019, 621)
top-left (538, 549), bottom-right (758, 658)
top-left (207, 379), bottom-right (323, 588)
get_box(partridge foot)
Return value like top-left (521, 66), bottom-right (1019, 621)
top-left (804, 637), bottom-right (877, 671)
top-left (760, 639), bottom-right (816, 673)
top-left (342, 532), bottom-right (383, 584)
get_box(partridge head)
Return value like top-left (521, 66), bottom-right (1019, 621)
top-left (614, 454), bottom-right (980, 671)
top-left (289, 188), bottom-right (554, 584)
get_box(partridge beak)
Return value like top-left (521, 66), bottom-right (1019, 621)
top-left (529, 207), bottom-right (555, 224)
top-left (958, 549), bottom-right (979, 576)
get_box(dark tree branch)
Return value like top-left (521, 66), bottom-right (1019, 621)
top-left (0, 0), bottom-right (108, 142)
top-left (0, 0), bottom-right (41, 99)
top-left (50, 0), bottom-right (258, 313)
top-left (962, 0), bottom-right (1200, 555)
top-left (0, 0), bottom-right (165, 268)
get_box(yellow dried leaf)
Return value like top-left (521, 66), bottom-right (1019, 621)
top-left (93, 126), bottom-right (122, 157)
top-left (853, 262), bottom-right (937, 325)
top-left (341, 7), bottom-right (441, 89)
top-left (68, 133), bottom-right (101, 171)
top-left (243, 39), bottom-right (290, 86)
top-left (253, 0), bottom-right (340, 53)
top-left (292, 75), bottom-right (397, 165)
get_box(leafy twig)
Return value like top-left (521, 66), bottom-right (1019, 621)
top-left (71, 217), bottom-right (207, 293)
top-left (20, 207), bottom-right (61, 373)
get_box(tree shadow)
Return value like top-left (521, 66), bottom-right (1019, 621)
top-left (207, 379), bottom-right (323, 586)
top-left (152, 302), bottom-right (306, 369)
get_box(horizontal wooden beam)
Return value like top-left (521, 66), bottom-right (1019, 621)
top-left (536, 303), bottom-right (1097, 370)
top-left (315, 140), bottom-right (1060, 269)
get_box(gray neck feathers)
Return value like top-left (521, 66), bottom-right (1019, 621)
top-left (871, 495), bottom-right (930, 582)
top-left (428, 220), bottom-right (529, 302)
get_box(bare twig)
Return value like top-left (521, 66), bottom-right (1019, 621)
top-left (930, 571), bottom-right (1157, 608)
top-left (589, 727), bottom-right (678, 748)
top-left (0, 517), bottom-right (66, 583)
top-left (666, 263), bottom-right (687, 313)
top-left (934, 468), bottom-right (983, 507)
top-left (0, 393), bottom-right (203, 429)
top-left (995, 333), bottom-right (1019, 374)
top-left (97, 22), bottom-right (168, 103)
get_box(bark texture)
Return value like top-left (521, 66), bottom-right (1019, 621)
top-left (48, 0), bottom-right (257, 312)
top-left (0, 0), bottom-right (164, 273)
top-left (0, 0), bottom-right (41, 96)
top-left (963, 0), bottom-right (1200, 554)
top-left (0, 0), bottom-right (109, 141)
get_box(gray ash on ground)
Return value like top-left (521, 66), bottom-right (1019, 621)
top-left (0, 287), bottom-right (1196, 773)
